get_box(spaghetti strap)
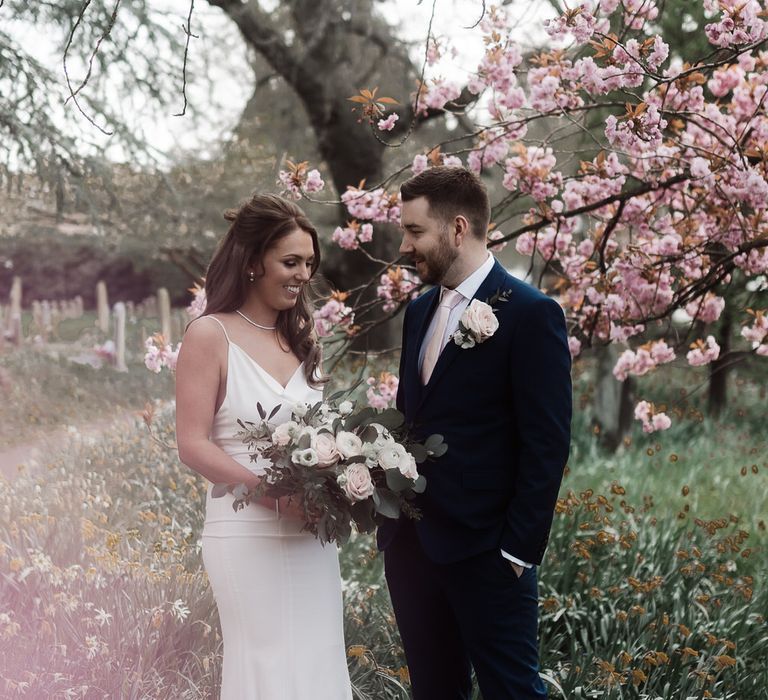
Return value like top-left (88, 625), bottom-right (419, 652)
top-left (198, 314), bottom-right (230, 344)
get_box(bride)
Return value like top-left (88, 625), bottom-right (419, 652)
top-left (175, 193), bottom-right (352, 699)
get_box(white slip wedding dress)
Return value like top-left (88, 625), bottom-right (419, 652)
top-left (199, 316), bottom-right (352, 700)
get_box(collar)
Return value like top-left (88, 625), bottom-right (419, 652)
top-left (445, 253), bottom-right (495, 302)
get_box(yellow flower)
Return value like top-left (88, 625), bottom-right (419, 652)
top-left (9, 558), bottom-right (23, 573)
top-left (347, 645), bottom-right (367, 658)
top-left (713, 655), bottom-right (736, 670)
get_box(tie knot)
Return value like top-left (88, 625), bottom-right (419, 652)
top-left (440, 288), bottom-right (463, 309)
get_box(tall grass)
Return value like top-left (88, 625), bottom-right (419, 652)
top-left (0, 349), bottom-right (765, 698)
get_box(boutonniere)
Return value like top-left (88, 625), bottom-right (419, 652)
top-left (452, 289), bottom-right (511, 349)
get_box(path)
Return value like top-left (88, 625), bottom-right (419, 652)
top-left (0, 410), bottom-right (140, 480)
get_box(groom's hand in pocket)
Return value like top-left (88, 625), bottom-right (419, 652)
top-left (510, 562), bottom-right (524, 578)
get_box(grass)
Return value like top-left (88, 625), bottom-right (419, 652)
top-left (0, 346), bottom-right (765, 698)
top-left (0, 313), bottom-right (174, 447)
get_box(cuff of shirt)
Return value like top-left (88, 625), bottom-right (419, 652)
top-left (500, 549), bottom-right (533, 568)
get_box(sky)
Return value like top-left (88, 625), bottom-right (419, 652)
top-left (7, 0), bottom-right (555, 164)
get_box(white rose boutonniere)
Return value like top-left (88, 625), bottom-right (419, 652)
top-left (452, 299), bottom-right (500, 349)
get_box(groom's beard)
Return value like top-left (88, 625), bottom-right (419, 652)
top-left (414, 235), bottom-right (458, 286)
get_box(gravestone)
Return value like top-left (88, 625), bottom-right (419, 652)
top-left (158, 288), bottom-right (172, 343)
top-left (96, 281), bottom-right (109, 333)
top-left (113, 302), bottom-right (128, 372)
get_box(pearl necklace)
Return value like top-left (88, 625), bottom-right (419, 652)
top-left (236, 309), bottom-right (277, 331)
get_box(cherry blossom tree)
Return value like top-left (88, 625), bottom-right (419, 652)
top-left (281, 0), bottom-right (768, 431)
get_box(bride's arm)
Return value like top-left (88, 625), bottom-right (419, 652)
top-left (175, 318), bottom-right (262, 487)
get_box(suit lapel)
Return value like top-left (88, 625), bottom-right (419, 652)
top-left (416, 261), bottom-right (509, 411)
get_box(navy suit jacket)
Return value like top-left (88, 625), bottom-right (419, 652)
top-left (377, 260), bottom-right (572, 565)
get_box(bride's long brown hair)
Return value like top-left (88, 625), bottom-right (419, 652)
top-left (202, 193), bottom-right (325, 387)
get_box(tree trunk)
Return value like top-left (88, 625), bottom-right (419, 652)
top-left (708, 304), bottom-right (732, 418)
top-left (592, 344), bottom-right (633, 452)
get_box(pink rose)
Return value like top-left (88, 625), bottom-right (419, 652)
top-left (339, 463), bottom-right (375, 502)
top-left (272, 420), bottom-right (298, 447)
top-left (315, 432), bottom-right (340, 468)
top-left (463, 300), bottom-right (499, 341)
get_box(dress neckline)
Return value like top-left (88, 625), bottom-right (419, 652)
top-left (228, 340), bottom-right (304, 393)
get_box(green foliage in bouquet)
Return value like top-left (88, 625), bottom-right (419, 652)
top-left (212, 394), bottom-right (446, 545)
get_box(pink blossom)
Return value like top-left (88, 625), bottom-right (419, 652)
top-left (544, 4), bottom-right (597, 44)
top-left (313, 297), bottom-right (355, 338)
top-left (502, 145), bottom-right (562, 202)
top-left (187, 284), bottom-right (206, 320)
top-left (332, 225), bottom-right (360, 251)
top-left (342, 186), bottom-right (400, 223)
top-left (741, 310), bottom-right (768, 348)
top-left (412, 154), bottom-right (429, 175)
top-left (686, 336), bottom-right (721, 367)
top-left (377, 113), bottom-right (399, 131)
top-left (488, 230), bottom-right (508, 252)
top-left (377, 267), bottom-right (420, 312)
top-left (568, 336), bottom-right (582, 358)
top-left (143, 335), bottom-right (180, 373)
top-left (304, 169), bottom-right (325, 193)
top-left (366, 372), bottom-right (399, 409)
top-left (685, 294), bottom-right (725, 323)
top-left (634, 400), bottom-right (672, 433)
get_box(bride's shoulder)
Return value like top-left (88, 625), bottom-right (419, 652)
top-left (183, 314), bottom-right (229, 349)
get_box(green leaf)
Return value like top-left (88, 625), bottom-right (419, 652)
top-left (385, 468), bottom-right (415, 493)
top-left (211, 483), bottom-right (230, 498)
top-left (376, 408), bottom-right (405, 430)
top-left (407, 443), bottom-right (429, 464)
top-left (268, 403), bottom-right (282, 420)
top-left (373, 487), bottom-right (400, 519)
top-left (297, 433), bottom-right (312, 450)
top-left (344, 406), bottom-right (375, 431)
top-left (351, 499), bottom-right (376, 533)
top-left (360, 424), bottom-right (379, 443)
top-left (257, 402), bottom-right (266, 419)
top-left (412, 475), bottom-right (427, 494)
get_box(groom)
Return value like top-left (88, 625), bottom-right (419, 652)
top-left (378, 166), bottom-right (572, 699)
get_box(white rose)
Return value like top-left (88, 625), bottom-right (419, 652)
top-left (292, 402), bottom-right (310, 418)
top-left (272, 420), bottom-right (299, 447)
top-left (398, 451), bottom-right (419, 480)
top-left (361, 442), bottom-right (380, 468)
top-left (292, 447), bottom-right (319, 467)
top-left (336, 431), bottom-right (363, 459)
top-left (315, 432), bottom-right (340, 468)
top-left (462, 300), bottom-right (498, 341)
top-left (378, 444), bottom-right (408, 471)
top-left (339, 463), bottom-right (375, 501)
top-left (338, 400), bottom-right (354, 416)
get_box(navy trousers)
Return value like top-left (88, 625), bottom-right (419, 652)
top-left (384, 521), bottom-right (548, 699)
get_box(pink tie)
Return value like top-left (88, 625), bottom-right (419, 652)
top-left (421, 288), bottom-right (463, 385)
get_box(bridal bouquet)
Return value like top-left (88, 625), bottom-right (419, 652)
top-left (212, 397), bottom-right (446, 545)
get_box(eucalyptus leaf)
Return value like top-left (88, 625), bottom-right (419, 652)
top-left (375, 408), bottom-right (405, 430)
top-left (373, 488), bottom-right (400, 519)
top-left (385, 468), bottom-right (415, 493)
top-left (344, 406), bottom-right (375, 431)
top-left (211, 483), bottom-right (230, 499)
top-left (407, 443), bottom-right (429, 464)
top-left (412, 475), bottom-right (427, 494)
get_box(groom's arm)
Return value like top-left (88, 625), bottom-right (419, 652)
top-left (501, 296), bottom-right (572, 566)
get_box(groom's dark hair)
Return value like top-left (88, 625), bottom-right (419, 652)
top-left (400, 166), bottom-right (490, 240)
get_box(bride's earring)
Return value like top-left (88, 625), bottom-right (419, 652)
top-left (248, 271), bottom-right (255, 283)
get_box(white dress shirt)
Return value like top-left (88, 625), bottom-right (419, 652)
top-left (418, 253), bottom-right (533, 571)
